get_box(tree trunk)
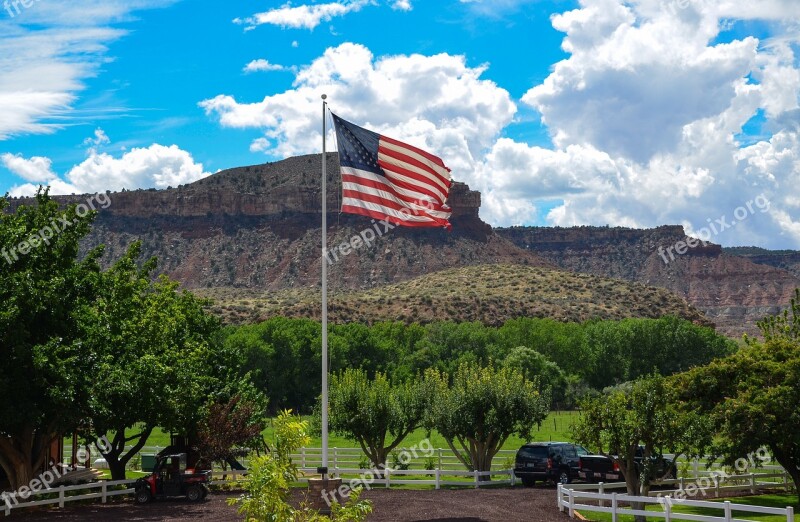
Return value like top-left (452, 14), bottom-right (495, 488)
top-left (772, 450), bottom-right (800, 506)
top-left (0, 427), bottom-right (54, 492)
top-left (106, 456), bottom-right (127, 481)
top-left (622, 458), bottom-right (646, 522)
top-left (103, 427), bottom-right (153, 481)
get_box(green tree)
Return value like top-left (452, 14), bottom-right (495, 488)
top-left (502, 346), bottom-right (568, 409)
top-left (573, 374), bottom-right (710, 522)
top-left (231, 410), bottom-right (372, 522)
top-left (0, 190), bottom-right (102, 490)
top-left (757, 288), bottom-right (800, 341)
top-left (425, 363), bottom-right (549, 476)
top-left (327, 369), bottom-right (430, 469)
top-left (676, 293), bottom-right (800, 497)
top-left (79, 242), bottom-right (230, 480)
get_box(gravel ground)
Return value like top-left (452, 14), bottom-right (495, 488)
top-left (5, 485), bottom-right (568, 521)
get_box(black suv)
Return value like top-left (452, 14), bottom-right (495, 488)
top-left (514, 442), bottom-right (589, 486)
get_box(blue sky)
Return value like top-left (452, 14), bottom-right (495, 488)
top-left (2, 0), bottom-right (800, 248)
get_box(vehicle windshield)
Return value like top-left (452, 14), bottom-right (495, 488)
top-left (518, 446), bottom-right (548, 459)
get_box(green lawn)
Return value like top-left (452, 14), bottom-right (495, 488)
top-left (261, 410), bottom-right (578, 449)
top-left (579, 494), bottom-right (799, 522)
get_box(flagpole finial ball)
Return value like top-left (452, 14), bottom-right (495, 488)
top-left (321, 94), bottom-right (327, 100)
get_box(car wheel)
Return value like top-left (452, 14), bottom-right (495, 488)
top-left (521, 476), bottom-right (536, 487)
top-left (135, 487), bottom-right (152, 504)
top-left (559, 470), bottom-right (571, 485)
top-left (186, 485), bottom-right (204, 502)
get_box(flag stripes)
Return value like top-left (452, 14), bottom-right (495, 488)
top-left (331, 113), bottom-right (453, 230)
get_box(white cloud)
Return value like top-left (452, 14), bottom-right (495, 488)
top-left (243, 59), bottom-right (287, 73)
top-left (458, 0), bottom-right (540, 16)
top-left (83, 128), bottom-right (111, 148)
top-left (1, 153), bottom-right (57, 183)
top-left (0, 1), bottom-right (176, 140)
top-left (250, 137), bottom-right (270, 153)
top-left (392, 0), bottom-right (412, 10)
top-left (7, 144), bottom-right (210, 197)
top-left (235, 1), bottom-right (370, 31)
top-left (200, 43), bottom-right (516, 178)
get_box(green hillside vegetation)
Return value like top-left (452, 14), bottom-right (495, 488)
top-left (220, 315), bottom-right (736, 414)
top-left (198, 264), bottom-right (712, 327)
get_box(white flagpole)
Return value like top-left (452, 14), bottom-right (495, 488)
top-left (320, 94), bottom-right (329, 474)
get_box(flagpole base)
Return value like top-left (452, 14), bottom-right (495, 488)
top-left (308, 476), bottom-right (345, 515)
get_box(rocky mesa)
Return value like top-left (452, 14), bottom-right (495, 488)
top-left (6, 153), bottom-right (798, 337)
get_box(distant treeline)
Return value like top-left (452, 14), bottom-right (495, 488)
top-left (219, 316), bottom-right (736, 413)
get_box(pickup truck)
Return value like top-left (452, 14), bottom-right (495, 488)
top-left (578, 447), bottom-right (677, 483)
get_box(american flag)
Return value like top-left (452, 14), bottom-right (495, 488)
top-left (331, 113), bottom-right (453, 230)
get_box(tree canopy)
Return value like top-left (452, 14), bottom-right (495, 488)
top-left (0, 191), bottom-right (102, 490)
top-left (424, 363), bottom-right (550, 474)
top-left (675, 292), bottom-right (800, 497)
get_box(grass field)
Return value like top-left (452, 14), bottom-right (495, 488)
top-left (579, 494), bottom-right (799, 522)
top-left (135, 410), bottom-right (578, 452)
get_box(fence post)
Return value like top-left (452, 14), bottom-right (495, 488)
top-left (333, 448), bottom-right (338, 470)
top-left (679, 477), bottom-right (685, 495)
top-left (665, 497), bottom-right (672, 522)
top-left (714, 475), bottom-right (720, 498)
top-left (724, 501), bottom-right (732, 522)
top-left (750, 473), bottom-right (756, 494)
top-left (693, 458), bottom-right (699, 480)
top-left (301, 448), bottom-right (306, 468)
top-left (438, 448), bottom-right (442, 471)
top-left (58, 486), bottom-right (65, 508)
top-left (599, 482), bottom-right (605, 507)
top-left (435, 468), bottom-right (441, 490)
top-left (558, 484), bottom-right (563, 512)
top-left (612, 492), bottom-right (618, 522)
top-left (510, 469), bottom-right (516, 487)
top-left (385, 467), bottom-right (390, 489)
top-left (787, 506), bottom-right (794, 522)
top-left (568, 488), bottom-right (575, 519)
top-left (102, 482), bottom-right (107, 504)
top-left (474, 470), bottom-right (479, 489)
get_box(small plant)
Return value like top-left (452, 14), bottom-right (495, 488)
top-left (424, 456), bottom-right (437, 477)
top-left (229, 410), bottom-right (373, 521)
top-left (358, 455), bottom-right (371, 470)
top-left (390, 450), bottom-right (411, 471)
top-left (424, 456), bottom-right (436, 471)
top-left (501, 455), bottom-right (515, 470)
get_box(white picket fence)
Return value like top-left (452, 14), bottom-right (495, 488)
top-left (208, 467), bottom-right (516, 489)
top-left (288, 446), bottom-right (517, 471)
top-left (2, 479), bottom-right (136, 517)
top-left (557, 473), bottom-right (797, 522)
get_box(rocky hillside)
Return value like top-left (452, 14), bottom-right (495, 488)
top-left (197, 264), bottom-right (711, 327)
top-left (7, 153), bottom-right (797, 337)
top-left (725, 247), bottom-right (800, 279)
top-left (25, 154), bottom-right (545, 291)
top-left (496, 226), bottom-right (800, 337)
